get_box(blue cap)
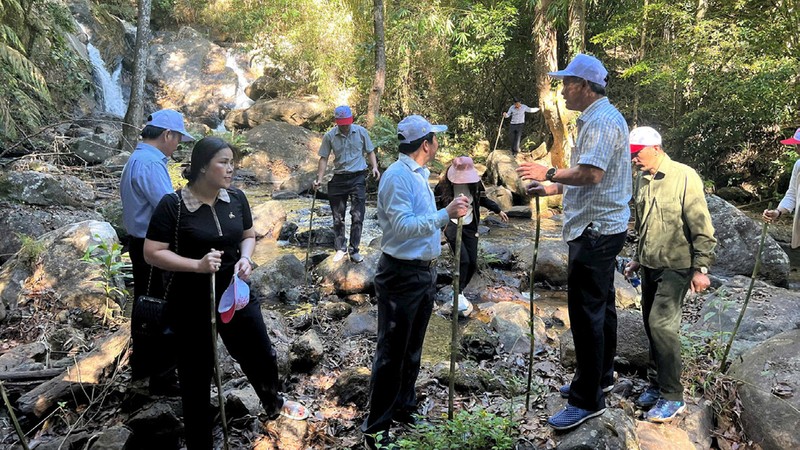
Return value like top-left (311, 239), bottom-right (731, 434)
top-left (334, 105), bottom-right (353, 125)
top-left (397, 115), bottom-right (447, 144)
top-left (146, 109), bottom-right (195, 142)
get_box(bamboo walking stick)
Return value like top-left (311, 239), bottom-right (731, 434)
top-left (719, 205), bottom-right (771, 372)
top-left (1, 380), bottom-right (29, 450)
top-left (525, 196), bottom-right (541, 411)
top-left (448, 216), bottom-right (464, 420)
top-left (210, 272), bottom-right (230, 450)
top-left (304, 187), bottom-right (318, 286)
top-left (492, 115), bottom-right (505, 153)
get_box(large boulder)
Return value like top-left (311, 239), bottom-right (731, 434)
top-left (225, 96), bottom-right (328, 130)
top-left (249, 254), bottom-right (306, 301)
top-left (728, 329), bottom-right (800, 450)
top-left (706, 195), bottom-right (789, 286)
top-left (559, 309), bottom-right (649, 371)
top-left (553, 407), bottom-right (638, 450)
top-left (0, 220), bottom-right (123, 317)
top-left (485, 301), bottom-right (546, 354)
top-left (69, 132), bottom-right (120, 164)
top-left (240, 122), bottom-right (323, 186)
top-left (0, 171), bottom-right (95, 207)
top-left (484, 150), bottom-right (530, 200)
top-left (147, 27), bottom-right (240, 127)
top-left (515, 237), bottom-right (569, 285)
top-left (316, 249), bottom-right (380, 295)
top-left (692, 276), bottom-right (800, 359)
top-left (0, 203), bottom-right (103, 264)
top-left (251, 200), bottom-right (287, 240)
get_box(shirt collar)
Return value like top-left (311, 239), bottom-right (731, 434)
top-left (578, 97), bottom-right (610, 123)
top-left (642, 154), bottom-right (673, 180)
top-left (181, 187), bottom-right (230, 212)
top-left (398, 153), bottom-right (424, 173)
top-left (136, 142), bottom-right (168, 163)
top-left (335, 126), bottom-right (355, 137)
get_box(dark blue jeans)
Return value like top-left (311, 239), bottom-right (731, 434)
top-left (566, 228), bottom-right (627, 411)
top-left (328, 171), bottom-right (366, 254)
top-left (508, 123), bottom-right (524, 154)
top-left (362, 254), bottom-right (436, 436)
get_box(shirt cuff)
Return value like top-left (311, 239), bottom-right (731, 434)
top-left (436, 209), bottom-right (450, 228)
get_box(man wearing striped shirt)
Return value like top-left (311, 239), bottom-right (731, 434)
top-left (517, 53), bottom-right (631, 430)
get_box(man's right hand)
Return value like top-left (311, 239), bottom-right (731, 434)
top-left (624, 260), bottom-right (640, 278)
top-left (445, 195), bottom-right (470, 219)
top-left (526, 181), bottom-right (549, 197)
top-left (312, 179), bottom-right (321, 190)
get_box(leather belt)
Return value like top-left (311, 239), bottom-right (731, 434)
top-left (382, 253), bottom-right (436, 268)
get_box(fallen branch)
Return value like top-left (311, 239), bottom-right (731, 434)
top-left (0, 368), bottom-right (64, 382)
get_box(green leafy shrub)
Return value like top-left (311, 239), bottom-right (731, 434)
top-left (377, 408), bottom-right (515, 450)
top-left (81, 237), bottom-right (129, 325)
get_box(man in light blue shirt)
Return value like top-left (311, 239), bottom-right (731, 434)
top-left (504, 99), bottom-right (540, 154)
top-left (120, 109), bottom-right (194, 393)
top-left (517, 54), bottom-right (631, 431)
top-left (314, 105), bottom-right (381, 263)
top-left (361, 115), bottom-right (468, 450)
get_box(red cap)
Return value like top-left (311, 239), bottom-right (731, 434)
top-left (781, 128), bottom-right (800, 145)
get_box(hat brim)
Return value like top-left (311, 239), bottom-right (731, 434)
top-left (547, 69), bottom-right (574, 79)
top-left (178, 130), bottom-right (195, 142)
top-left (630, 144), bottom-right (647, 154)
top-left (335, 117), bottom-right (354, 125)
top-left (430, 124), bottom-right (448, 133)
top-left (447, 165), bottom-right (480, 184)
top-left (780, 137), bottom-right (800, 145)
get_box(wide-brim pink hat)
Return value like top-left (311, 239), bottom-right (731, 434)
top-left (447, 156), bottom-right (480, 184)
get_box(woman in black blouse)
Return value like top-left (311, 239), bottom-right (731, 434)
top-left (144, 136), bottom-right (305, 449)
top-left (434, 156), bottom-right (508, 316)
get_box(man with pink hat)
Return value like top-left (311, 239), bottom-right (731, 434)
top-left (434, 156), bottom-right (509, 316)
top-left (625, 126), bottom-right (716, 423)
top-left (763, 128), bottom-right (800, 246)
top-left (314, 105), bottom-right (381, 263)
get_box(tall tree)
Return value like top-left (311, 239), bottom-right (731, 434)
top-left (121, 0), bottom-right (152, 153)
top-left (567, 0), bottom-right (585, 55)
top-left (365, 0), bottom-right (385, 129)
top-left (534, 0), bottom-right (573, 168)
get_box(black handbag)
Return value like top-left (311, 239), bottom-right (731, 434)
top-left (131, 193), bottom-right (182, 338)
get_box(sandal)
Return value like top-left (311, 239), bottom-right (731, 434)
top-left (279, 400), bottom-right (309, 420)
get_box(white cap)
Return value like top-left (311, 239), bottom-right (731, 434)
top-left (548, 53), bottom-right (608, 87)
top-left (629, 126), bottom-right (662, 153)
top-left (397, 115), bottom-right (448, 144)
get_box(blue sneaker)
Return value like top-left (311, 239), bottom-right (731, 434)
top-left (547, 405), bottom-right (606, 430)
top-left (635, 387), bottom-right (661, 409)
top-left (559, 383), bottom-right (614, 398)
top-left (646, 399), bottom-right (686, 423)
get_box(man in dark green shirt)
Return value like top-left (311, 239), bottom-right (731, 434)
top-left (624, 126), bottom-right (716, 423)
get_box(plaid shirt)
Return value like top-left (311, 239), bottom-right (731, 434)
top-left (562, 97), bottom-right (631, 242)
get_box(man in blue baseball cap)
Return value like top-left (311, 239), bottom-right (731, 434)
top-left (361, 114), bottom-right (470, 450)
top-left (314, 105), bottom-right (381, 263)
top-left (120, 108), bottom-right (194, 395)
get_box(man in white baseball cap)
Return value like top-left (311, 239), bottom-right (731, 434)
top-left (516, 53), bottom-right (631, 430)
top-left (361, 115), bottom-right (469, 449)
top-left (625, 126), bottom-right (716, 423)
top-left (120, 108), bottom-right (194, 395)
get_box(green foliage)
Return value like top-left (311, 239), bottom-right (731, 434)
top-left (168, 160), bottom-right (188, 190)
top-left (368, 115), bottom-right (399, 169)
top-left (15, 232), bottom-right (45, 270)
top-left (81, 236), bottom-right (130, 325)
top-left (376, 408), bottom-right (515, 450)
top-left (680, 288), bottom-right (733, 396)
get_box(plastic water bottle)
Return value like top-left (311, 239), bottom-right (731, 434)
top-left (615, 256), bottom-right (641, 288)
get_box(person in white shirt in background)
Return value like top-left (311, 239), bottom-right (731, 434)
top-left (504, 99), bottom-right (539, 154)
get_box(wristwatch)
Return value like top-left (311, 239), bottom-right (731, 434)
top-left (545, 167), bottom-right (557, 182)
top-left (697, 267), bottom-right (708, 274)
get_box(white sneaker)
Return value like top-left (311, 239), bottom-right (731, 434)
top-left (443, 294), bottom-right (473, 317)
top-left (332, 250), bottom-right (346, 262)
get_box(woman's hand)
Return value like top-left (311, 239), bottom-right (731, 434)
top-left (198, 249), bottom-right (224, 273)
top-left (235, 257), bottom-right (254, 281)
top-left (498, 211), bottom-right (509, 223)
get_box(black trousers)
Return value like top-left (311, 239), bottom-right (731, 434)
top-left (641, 267), bottom-right (692, 402)
top-left (509, 123), bottom-right (524, 154)
top-left (362, 254), bottom-right (436, 436)
top-left (328, 171), bottom-right (367, 254)
top-left (128, 236), bottom-right (176, 381)
top-left (566, 229), bottom-right (626, 411)
top-left (444, 223), bottom-right (479, 292)
top-left (175, 295), bottom-right (283, 450)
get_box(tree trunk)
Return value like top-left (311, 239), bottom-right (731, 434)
top-left (534, 0), bottom-right (573, 169)
top-left (365, 0), bottom-right (386, 129)
top-left (121, 0), bottom-right (153, 152)
top-left (632, 0), bottom-right (649, 126)
top-left (567, 0), bottom-right (585, 56)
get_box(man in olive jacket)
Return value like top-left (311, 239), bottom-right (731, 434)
top-left (624, 126), bottom-right (716, 423)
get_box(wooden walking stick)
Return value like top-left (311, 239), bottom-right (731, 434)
top-left (1, 380), bottom-right (29, 450)
top-left (492, 115), bottom-right (505, 153)
top-left (448, 215), bottom-right (465, 420)
top-left (719, 204), bottom-right (771, 372)
top-left (525, 195), bottom-right (541, 411)
top-left (210, 272), bottom-right (230, 450)
top-left (304, 187), bottom-right (318, 286)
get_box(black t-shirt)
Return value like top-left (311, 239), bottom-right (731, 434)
top-left (147, 188), bottom-right (253, 304)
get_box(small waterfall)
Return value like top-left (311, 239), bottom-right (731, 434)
top-left (226, 48), bottom-right (254, 111)
top-left (80, 23), bottom-right (127, 116)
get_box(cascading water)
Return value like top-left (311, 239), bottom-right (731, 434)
top-left (79, 23), bottom-right (127, 116)
top-left (226, 48), bottom-right (255, 111)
